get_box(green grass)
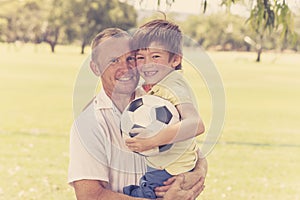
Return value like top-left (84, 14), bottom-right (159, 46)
top-left (0, 43), bottom-right (84, 199)
top-left (196, 51), bottom-right (300, 200)
top-left (0, 43), bottom-right (299, 199)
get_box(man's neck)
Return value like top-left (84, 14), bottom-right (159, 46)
top-left (110, 92), bottom-right (135, 112)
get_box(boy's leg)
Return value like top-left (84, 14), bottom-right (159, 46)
top-left (123, 169), bottom-right (172, 199)
top-left (123, 185), bottom-right (144, 197)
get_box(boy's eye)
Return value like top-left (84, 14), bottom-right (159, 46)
top-left (136, 55), bottom-right (144, 60)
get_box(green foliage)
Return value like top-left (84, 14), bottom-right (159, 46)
top-left (0, 0), bottom-right (44, 43)
top-left (0, 18), bottom-right (8, 42)
top-left (148, 0), bottom-right (298, 61)
top-left (181, 14), bottom-right (251, 50)
top-left (138, 10), bottom-right (299, 52)
top-left (64, 0), bottom-right (136, 54)
top-left (0, 0), bottom-right (136, 53)
top-left (274, 2), bottom-right (298, 49)
top-left (247, 0), bottom-right (276, 35)
top-left (243, 0), bottom-right (298, 59)
top-left (42, 0), bottom-right (66, 48)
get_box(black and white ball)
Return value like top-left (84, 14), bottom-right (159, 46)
top-left (121, 95), bottom-right (180, 156)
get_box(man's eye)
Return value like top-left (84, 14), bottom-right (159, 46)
top-left (127, 56), bottom-right (136, 62)
top-left (152, 55), bottom-right (160, 59)
top-left (110, 58), bottom-right (119, 63)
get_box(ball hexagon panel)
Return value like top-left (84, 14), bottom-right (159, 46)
top-left (155, 106), bottom-right (173, 124)
top-left (127, 98), bottom-right (143, 112)
top-left (159, 144), bottom-right (172, 152)
top-left (129, 124), bottom-right (145, 137)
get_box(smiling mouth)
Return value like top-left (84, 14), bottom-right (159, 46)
top-left (143, 71), bottom-right (157, 77)
top-left (117, 74), bottom-right (134, 81)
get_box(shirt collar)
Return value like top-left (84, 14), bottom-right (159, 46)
top-left (142, 70), bottom-right (181, 93)
top-left (93, 89), bottom-right (114, 110)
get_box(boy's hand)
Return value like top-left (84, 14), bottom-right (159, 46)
top-left (125, 128), bottom-right (156, 152)
top-left (125, 137), bottom-right (155, 152)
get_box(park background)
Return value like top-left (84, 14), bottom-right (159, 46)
top-left (0, 0), bottom-right (300, 199)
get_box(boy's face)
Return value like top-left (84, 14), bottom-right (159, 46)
top-left (135, 42), bottom-right (180, 85)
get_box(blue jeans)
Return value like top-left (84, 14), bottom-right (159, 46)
top-left (123, 167), bottom-right (173, 199)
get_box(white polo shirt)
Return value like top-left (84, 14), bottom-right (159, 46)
top-left (68, 89), bottom-right (146, 193)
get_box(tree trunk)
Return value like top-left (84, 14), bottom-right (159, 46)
top-left (81, 44), bottom-right (85, 54)
top-left (256, 34), bottom-right (263, 62)
top-left (81, 40), bottom-right (86, 54)
top-left (51, 42), bottom-right (55, 53)
top-left (256, 47), bottom-right (262, 62)
top-left (43, 27), bottom-right (60, 53)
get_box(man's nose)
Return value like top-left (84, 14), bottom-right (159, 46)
top-left (118, 59), bottom-right (132, 72)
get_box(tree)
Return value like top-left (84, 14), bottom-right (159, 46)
top-left (0, 0), bottom-right (18, 42)
top-left (147, 0), bottom-right (297, 62)
top-left (0, 0), bottom-right (137, 53)
top-left (65, 0), bottom-right (137, 54)
top-left (246, 0), bottom-right (296, 61)
top-left (0, 0), bottom-right (45, 43)
top-left (42, 0), bottom-right (66, 53)
top-left (0, 0), bottom-right (66, 52)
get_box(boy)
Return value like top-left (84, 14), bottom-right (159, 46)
top-left (123, 19), bottom-right (205, 199)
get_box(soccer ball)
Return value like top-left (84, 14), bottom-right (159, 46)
top-left (121, 95), bottom-right (180, 156)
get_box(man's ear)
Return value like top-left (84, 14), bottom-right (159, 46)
top-left (171, 55), bottom-right (182, 68)
top-left (90, 61), bottom-right (101, 76)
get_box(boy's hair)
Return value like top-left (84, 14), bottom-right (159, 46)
top-left (91, 28), bottom-right (129, 62)
top-left (131, 19), bottom-right (183, 70)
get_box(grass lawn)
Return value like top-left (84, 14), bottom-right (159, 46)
top-left (0, 43), bottom-right (299, 199)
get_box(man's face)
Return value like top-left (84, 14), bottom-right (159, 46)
top-left (94, 37), bottom-right (139, 97)
top-left (135, 42), bottom-right (177, 85)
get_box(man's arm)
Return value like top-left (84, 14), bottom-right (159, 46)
top-left (73, 178), bottom-right (205, 200)
top-left (73, 180), bottom-right (146, 200)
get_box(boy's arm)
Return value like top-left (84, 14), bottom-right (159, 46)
top-left (126, 103), bottom-right (204, 152)
top-left (154, 102), bottom-right (205, 144)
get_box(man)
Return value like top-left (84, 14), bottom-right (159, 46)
top-left (68, 28), bottom-right (207, 200)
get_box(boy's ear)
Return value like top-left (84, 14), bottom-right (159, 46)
top-left (171, 55), bottom-right (182, 68)
top-left (90, 61), bottom-right (101, 76)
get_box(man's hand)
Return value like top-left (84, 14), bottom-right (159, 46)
top-left (178, 151), bottom-right (208, 189)
top-left (179, 165), bottom-right (206, 190)
top-left (155, 176), bottom-right (205, 198)
top-left (155, 152), bottom-right (207, 198)
top-left (157, 174), bottom-right (205, 200)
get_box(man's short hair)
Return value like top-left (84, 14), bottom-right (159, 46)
top-left (91, 28), bottom-right (130, 62)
